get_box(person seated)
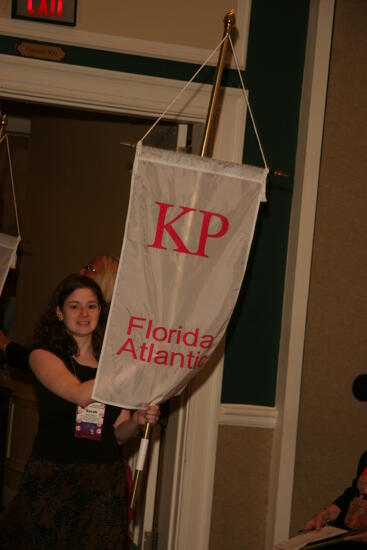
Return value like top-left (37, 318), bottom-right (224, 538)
top-left (305, 450), bottom-right (367, 547)
top-left (0, 254), bottom-right (119, 371)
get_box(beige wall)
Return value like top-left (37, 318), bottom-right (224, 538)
top-left (291, 0), bottom-right (367, 534)
top-left (13, 112), bottom-right (135, 343)
top-left (0, 0), bottom-right (11, 19)
top-left (0, 0), bottom-right (238, 50)
top-left (210, 426), bottom-right (273, 549)
top-left (78, 0), bottom-right (238, 49)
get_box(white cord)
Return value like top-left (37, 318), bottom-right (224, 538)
top-left (228, 34), bottom-right (268, 170)
top-left (139, 35), bottom-right (227, 145)
top-left (1, 134), bottom-right (21, 238)
top-left (139, 33), bottom-right (268, 172)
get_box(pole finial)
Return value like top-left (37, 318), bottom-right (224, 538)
top-left (200, 10), bottom-right (236, 157)
top-left (0, 114), bottom-right (8, 139)
top-left (224, 9), bottom-right (235, 32)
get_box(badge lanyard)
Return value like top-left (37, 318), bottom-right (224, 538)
top-left (75, 401), bottom-right (106, 441)
top-left (71, 358), bottom-right (106, 441)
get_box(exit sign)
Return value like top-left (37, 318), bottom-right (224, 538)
top-left (12, 0), bottom-right (77, 26)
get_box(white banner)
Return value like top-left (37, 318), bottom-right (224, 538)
top-left (0, 233), bottom-right (20, 296)
top-left (93, 144), bottom-right (267, 408)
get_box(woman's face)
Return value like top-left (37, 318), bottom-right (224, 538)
top-left (56, 287), bottom-right (100, 338)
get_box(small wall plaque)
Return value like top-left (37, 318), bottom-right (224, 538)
top-left (12, 1), bottom-right (77, 26)
top-left (16, 40), bottom-right (66, 62)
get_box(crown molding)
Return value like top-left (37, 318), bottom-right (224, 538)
top-left (0, 2), bottom-right (250, 67)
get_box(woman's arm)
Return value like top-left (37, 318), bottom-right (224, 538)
top-left (29, 349), bottom-right (94, 408)
top-left (114, 405), bottom-right (160, 445)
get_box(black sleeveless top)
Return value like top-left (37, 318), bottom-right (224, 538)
top-left (31, 358), bottom-right (122, 463)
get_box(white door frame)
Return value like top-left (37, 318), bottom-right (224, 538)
top-left (0, 13), bottom-right (249, 549)
top-left (265, 2), bottom-right (335, 547)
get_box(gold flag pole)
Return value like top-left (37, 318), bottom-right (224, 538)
top-left (201, 9), bottom-right (235, 157)
top-left (129, 9), bottom-right (236, 513)
top-left (129, 422), bottom-right (152, 510)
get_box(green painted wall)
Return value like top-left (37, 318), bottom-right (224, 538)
top-left (222, 1), bottom-right (310, 406)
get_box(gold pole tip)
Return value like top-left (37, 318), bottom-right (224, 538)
top-left (0, 114), bottom-right (8, 139)
top-left (224, 9), bottom-right (235, 26)
top-left (271, 169), bottom-right (289, 178)
top-left (120, 140), bottom-right (137, 149)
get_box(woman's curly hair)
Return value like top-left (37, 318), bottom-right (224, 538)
top-left (31, 274), bottom-right (108, 359)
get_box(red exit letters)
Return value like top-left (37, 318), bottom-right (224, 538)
top-left (27, 0), bottom-right (63, 17)
top-left (148, 201), bottom-right (229, 258)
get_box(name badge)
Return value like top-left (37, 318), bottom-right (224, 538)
top-left (74, 402), bottom-right (105, 441)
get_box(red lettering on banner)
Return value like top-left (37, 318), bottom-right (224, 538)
top-left (194, 353), bottom-right (201, 368)
top-left (200, 334), bottom-right (214, 349)
top-left (196, 210), bottom-right (229, 257)
top-left (148, 202), bottom-right (195, 254)
top-left (152, 326), bottom-right (167, 341)
top-left (198, 355), bottom-right (208, 367)
top-left (170, 352), bottom-right (185, 368)
top-left (154, 350), bottom-right (169, 365)
top-left (127, 316), bottom-right (146, 335)
top-left (148, 202), bottom-right (229, 257)
top-left (183, 328), bottom-right (198, 346)
top-left (147, 343), bottom-right (154, 362)
top-left (116, 338), bottom-right (137, 358)
top-left (124, 316), bottom-right (215, 349)
top-left (116, 316), bottom-right (215, 370)
top-left (186, 351), bottom-right (197, 369)
top-left (167, 326), bottom-right (182, 343)
top-left (139, 342), bottom-right (149, 361)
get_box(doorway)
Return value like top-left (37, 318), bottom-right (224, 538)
top-left (0, 98), bottom-right (198, 548)
top-left (0, 100), bottom-right (193, 344)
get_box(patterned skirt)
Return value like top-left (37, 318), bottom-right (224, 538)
top-left (0, 458), bottom-right (127, 550)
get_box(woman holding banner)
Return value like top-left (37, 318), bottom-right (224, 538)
top-left (0, 273), bottom-right (159, 548)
